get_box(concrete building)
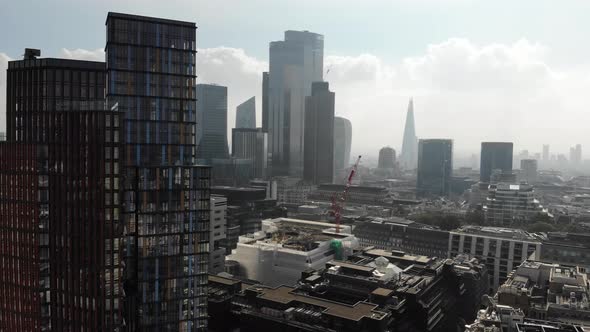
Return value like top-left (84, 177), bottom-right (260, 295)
top-left (449, 226), bottom-right (544, 292)
top-left (400, 98), bottom-right (418, 170)
top-left (542, 144), bottom-right (550, 163)
top-left (520, 159), bottom-right (538, 183)
top-left (226, 218), bottom-right (356, 287)
top-left (377, 146), bottom-right (396, 169)
top-left (496, 260), bottom-right (590, 327)
top-left (303, 81), bottom-right (335, 185)
top-left (210, 195), bottom-right (228, 274)
top-left (417, 139), bottom-right (453, 197)
top-left (235, 96), bottom-right (256, 128)
top-left (483, 183), bottom-right (549, 225)
top-left (540, 232), bottom-right (590, 270)
top-left (308, 184), bottom-right (390, 206)
top-left (276, 177), bottom-right (316, 206)
top-left (210, 248), bottom-right (489, 332)
top-left (196, 83), bottom-right (229, 161)
top-left (481, 142), bottom-right (513, 183)
top-left (268, 30), bottom-right (324, 176)
top-left (232, 128), bottom-right (268, 179)
top-left (334, 116), bottom-right (352, 171)
top-left (353, 218), bottom-right (450, 258)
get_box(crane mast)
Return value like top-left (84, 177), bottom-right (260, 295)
top-left (331, 155), bottom-right (361, 233)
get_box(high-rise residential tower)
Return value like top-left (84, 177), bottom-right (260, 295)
top-left (333, 116), bottom-right (352, 171)
top-left (0, 51), bottom-right (123, 331)
top-left (303, 82), bottom-right (334, 184)
top-left (196, 84), bottom-right (229, 161)
top-left (378, 146), bottom-right (396, 169)
top-left (106, 13), bottom-right (210, 331)
top-left (480, 142), bottom-right (513, 183)
top-left (235, 96), bottom-right (255, 128)
top-left (268, 30), bottom-right (324, 176)
top-left (416, 139), bottom-right (453, 197)
top-left (400, 98), bottom-right (418, 170)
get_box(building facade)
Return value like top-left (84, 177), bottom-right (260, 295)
top-left (449, 226), bottom-right (543, 292)
top-left (105, 12), bottom-right (210, 331)
top-left (231, 128), bottom-right (268, 179)
top-left (520, 159), bottom-right (538, 183)
top-left (416, 139), bottom-right (453, 197)
top-left (210, 195), bottom-right (228, 275)
top-left (480, 142), bottom-right (513, 183)
top-left (483, 183), bottom-right (549, 225)
top-left (235, 96), bottom-right (255, 128)
top-left (0, 54), bottom-right (123, 331)
top-left (196, 83), bottom-right (229, 161)
top-left (268, 30), bottom-right (324, 176)
top-left (334, 116), bottom-right (352, 171)
top-left (303, 81), bottom-right (334, 184)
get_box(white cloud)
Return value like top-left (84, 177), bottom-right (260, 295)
top-left (2, 39), bottom-right (590, 160)
top-left (196, 47), bottom-right (268, 141)
top-left (59, 48), bottom-right (105, 62)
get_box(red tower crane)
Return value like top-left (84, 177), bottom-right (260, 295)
top-left (331, 155), bottom-right (362, 233)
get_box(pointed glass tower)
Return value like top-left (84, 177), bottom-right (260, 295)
top-left (400, 98), bottom-right (418, 169)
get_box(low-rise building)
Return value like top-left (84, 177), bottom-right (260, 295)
top-left (449, 226), bottom-right (545, 292)
top-left (210, 248), bottom-right (489, 332)
top-left (210, 195), bottom-right (228, 274)
top-left (226, 218), bottom-right (357, 287)
top-left (308, 184), bottom-right (390, 206)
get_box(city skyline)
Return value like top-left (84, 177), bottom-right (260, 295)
top-left (2, 1), bottom-right (590, 158)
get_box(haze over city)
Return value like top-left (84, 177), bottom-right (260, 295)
top-left (2, 0), bottom-right (590, 159)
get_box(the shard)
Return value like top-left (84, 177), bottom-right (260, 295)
top-left (400, 98), bottom-right (418, 169)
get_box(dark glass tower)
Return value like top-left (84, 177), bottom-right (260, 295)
top-left (196, 83), bottom-right (229, 161)
top-left (480, 142), bottom-right (513, 183)
top-left (303, 82), bottom-right (334, 184)
top-left (333, 116), bottom-right (352, 171)
top-left (417, 139), bottom-right (453, 197)
top-left (378, 146), bottom-right (396, 169)
top-left (105, 13), bottom-right (210, 331)
top-left (0, 53), bottom-right (123, 331)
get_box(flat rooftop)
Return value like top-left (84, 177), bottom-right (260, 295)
top-left (453, 225), bottom-right (544, 242)
top-left (106, 12), bottom-right (196, 27)
top-left (256, 285), bottom-right (386, 322)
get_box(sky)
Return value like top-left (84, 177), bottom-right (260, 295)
top-left (1, 0), bottom-right (590, 159)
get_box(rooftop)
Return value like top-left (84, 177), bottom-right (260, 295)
top-left (254, 285), bottom-right (386, 322)
top-left (453, 225), bottom-right (545, 242)
top-left (106, 12), bottom-right (196, 27)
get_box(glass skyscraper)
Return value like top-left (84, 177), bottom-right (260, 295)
top-left (417, 139), bottom-right (453, 197)
top-left (196, 84), bottom-right (229, 161)
top-left (268, 30), bottom-right (324, 176)
top-left (480, 142), bottom-right (513, 183)
top-left (105, 13), bottom-right (210, 331)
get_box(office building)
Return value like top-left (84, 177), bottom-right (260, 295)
top-left (268, 30), bottom-right (324, 176)
top-left (210, 196), bottom-right (228, 275)
top-left (210, 157), bottom-right (253, 186)
top-left (261, 72), bottom-right (269, 131)
top-left (334, 116), bottom-right (352, 171)
top-left (106, 12), bottom-right (210, 331)
top-left (520, 159), bottom-right (538, 183)
top-left (211, 248), bottom-right (489, 332)
top-left (480, 142), bottom-right (513, 183)
top-left (235, 96), bottom-right (255, 128)
top-left (570, 144), bottom-right (582, 165)
top-left (303, 81), bottom-right (335, 184)
top-left (0, 52), bottom-right (123, 331)
top-left (308, 184), bottom-right (389, 206)
top-left (540, 232), bottom-right (590, 270)
top-left (232, 128), bottom-right (268, 178)
top-left (400, 98), bottom-right (418, 170)
top-left (377, 146), bottom-right (396, 169)
top-left (483, 183), bottom-right (549, 225)
top-left (449, 226), bottom-right (544, 292)
top-left (416, 139), bottom-right (453, 197)
top-left (196, 83), bottom-right (229, 160)
top-left (226, 218), bottom-right (355, 287)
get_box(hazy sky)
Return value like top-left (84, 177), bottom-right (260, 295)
top-left (1, 0), bottom-right (590, 159)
